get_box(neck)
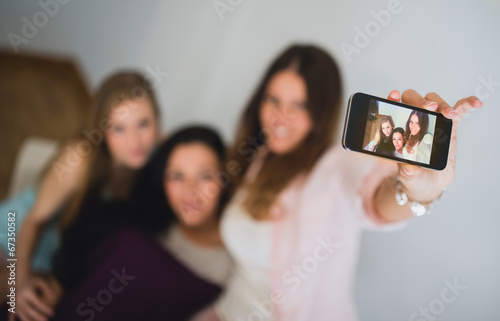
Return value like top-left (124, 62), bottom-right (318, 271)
top-left (107, 162), bottom-right (137, 199)
top-left (178, 216), bottom-right (223, 248)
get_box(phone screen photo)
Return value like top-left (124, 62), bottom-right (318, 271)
top-left (342, 93), bottom-right (453, 170)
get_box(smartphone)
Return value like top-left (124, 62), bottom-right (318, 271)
top-left (342, 92), bottom-right (453, 170)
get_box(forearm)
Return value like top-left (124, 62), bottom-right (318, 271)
top-left (373, 176), bottom-right (414, 223)
top-left (16, 215), bottom-right (44, 282)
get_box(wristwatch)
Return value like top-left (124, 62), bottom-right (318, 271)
top-left (395, 179), bottom-right (446, 216)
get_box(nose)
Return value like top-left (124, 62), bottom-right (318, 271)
top-left (272, 104), bottom-right (294, 128)
top-left (271, 111), bottom-right (288, 131)
top-left (126, 127), bottom-right (142, 148)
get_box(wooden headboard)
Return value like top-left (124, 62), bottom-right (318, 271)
top-left (0, 50), bottom-right (91, 200)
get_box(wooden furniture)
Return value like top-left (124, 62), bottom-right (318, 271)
top-left (0, 50), bottom-right (91, 200)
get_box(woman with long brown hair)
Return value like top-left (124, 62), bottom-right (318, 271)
top-left (1, 71), bottom-right (161, 321)
top-left (363, 115), bottom-right (396, 155)
top-left (192, 44), bottom-right (481, 321)
top-left (403, 110), bottom-right (432, 163)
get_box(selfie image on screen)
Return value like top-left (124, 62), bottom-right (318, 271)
top-left (362, 100), bottom-right (437, 165)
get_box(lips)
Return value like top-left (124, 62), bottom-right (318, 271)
top-left (130, 148), bottom-right (145, 158)
top-left (180, 202), bottom-right (202, 212)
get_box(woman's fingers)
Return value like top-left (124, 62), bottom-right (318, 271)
top-left (401, 89), bottom-right (439, 112)
top-left (451, 96), bottom-right (483, 122)
top-left (34, 278), bottom-right (55, 301)
top-left (24, 290), bottom-right (52, 320)
top-left (424, 92), bottom-right (457, 119)
top-left (16, 280), bottom-right (54, 321)
top-left (18, 293), bottom-right (48, 321)
top-left (387, 89), bottom-right (401, 102)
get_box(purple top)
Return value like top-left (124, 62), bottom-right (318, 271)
top-left (51, 228), bottom-right (222, 321)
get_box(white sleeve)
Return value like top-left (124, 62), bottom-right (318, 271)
top-left (363, 139), bottom-right (377, 151)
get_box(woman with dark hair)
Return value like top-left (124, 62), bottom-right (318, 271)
top-left (1, 71), bottom-right (162, 321)
top-left (403, 110), bottom-right (432, 163)
top-left (364, 115), bottom-right (395, 155)
top-left (191, 44), bottom-right (481, 321)
top-left (391, 127), bottom-right (406, 158)
top-left (50, 126), bottom-right (233, 321)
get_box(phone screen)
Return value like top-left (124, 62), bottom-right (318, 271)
top-left (363, 98), bottom-right (437, 165)
top-left (343, 93), bottom-right (452, 170)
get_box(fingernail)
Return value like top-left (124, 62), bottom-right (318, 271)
top-left (402, 164), bottom-right (414, 176)
top-left (425, 100), bottom-right (438, 110)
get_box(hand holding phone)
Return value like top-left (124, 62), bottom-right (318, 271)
top-left (342, 90), bottom-right (481, 214)
top-left (342, 92), bottom-right (453, 170)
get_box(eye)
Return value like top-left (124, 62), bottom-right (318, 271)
top-left (200, 173), bottom-right (213, 181)
top-left (264, 95), bottom-right (278, 105)
top-left (293, 101), bottom-right (308, 110)
top-left (112, 125), bottom-right (124, 133)
top-left (168, 172), bottom-right (183, 181)
top-left (138, 119), bottom-right (150, 128)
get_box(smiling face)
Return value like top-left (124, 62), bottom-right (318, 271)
top-left (259, 70), bottom-right (312, 154)
top-left (392, 132), bottom-right (404, 152)
top-left (164, 143), bottom-right (222, 228)
top-left (105, 98), bottom-right (158, 169)
top-left (381, 121), bottom-right (393, 138)
top-left (409, 114), bottom-right (421, 136)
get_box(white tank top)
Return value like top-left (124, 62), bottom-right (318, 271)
top-left (214, 189), bottom-right (274, 321)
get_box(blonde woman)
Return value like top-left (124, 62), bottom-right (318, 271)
top-left (1, 71), bottom-right (161, 321)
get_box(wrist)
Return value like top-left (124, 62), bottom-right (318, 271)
top-left (395, 179), bottom-right (446, 216)
top-left (17, 267), bottom-right (31, 285)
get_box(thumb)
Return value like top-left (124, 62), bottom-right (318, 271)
top-left (400, 163), bottom-right (421, 178)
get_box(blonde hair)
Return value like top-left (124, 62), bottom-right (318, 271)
top-left (59, 71), bottom-right (160, 231)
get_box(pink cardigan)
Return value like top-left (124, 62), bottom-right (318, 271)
top-left (265, 144), bottom-right (406, 320)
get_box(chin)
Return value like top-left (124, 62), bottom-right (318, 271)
top-left (125, 158), bottom-right (147, 169)
top-left (181, 218), bottom-right (204, 227)
top-left (268, 141), bottom-right (295, 154)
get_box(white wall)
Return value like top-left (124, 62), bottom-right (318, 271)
top-left (1, 0), bottom-right (499, 319)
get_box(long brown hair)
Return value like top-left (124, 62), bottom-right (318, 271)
top-left (59, 71), bottom-right (160, 230)
top-left (227, 44), bottom-right (343, 219)
top-left (379, 116), bottom-right (395, 142)
top-left (404, 110), bottom-right (429, 153)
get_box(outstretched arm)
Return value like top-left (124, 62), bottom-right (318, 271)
top-left (369, 90), bottom-right (482, 223)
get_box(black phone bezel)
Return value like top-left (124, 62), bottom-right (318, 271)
top-left (342, 92), bottom-right (452, 171)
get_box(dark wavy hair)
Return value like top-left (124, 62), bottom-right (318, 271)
top-left (390, 127), bottom-right (406, 149)
top-left (129, 124), bottom-right (229, 229)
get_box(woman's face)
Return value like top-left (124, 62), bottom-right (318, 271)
top-left (392, 132), bottom-right (404, 152)
top-left (259, 70), bottom-right (312, 154)
top-left (164, 143), bottom-right (222, 228)
top-left (409, 114), bottom-right (421, 136)
top-left (381, 121), bottom-right (393, 138)
top-left (105, 98), bottom-right (158, 169)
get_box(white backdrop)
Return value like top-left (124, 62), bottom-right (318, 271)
top-left (1, 0), bottom-right (499, 319)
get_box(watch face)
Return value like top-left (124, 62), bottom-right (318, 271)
top-left (411, 202), bottom-right (427, 216)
